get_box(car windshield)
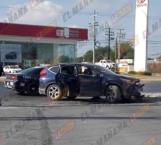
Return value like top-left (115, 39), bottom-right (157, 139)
top-left (94, 65), bottom-right (116, 75)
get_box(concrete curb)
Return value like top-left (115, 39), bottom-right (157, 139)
top-left (141, 79), bottom-right (161, 82)
top-left (144, 93), bottom-right (161, 98)
top-left (129, 75), bottom-right (161, 81)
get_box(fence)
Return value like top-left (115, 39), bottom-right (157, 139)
top-left (148, 62), bottom-right (161, 73)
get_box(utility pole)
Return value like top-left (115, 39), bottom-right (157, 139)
top-left (108, 28), bottom-right (111, 60)
top-left (115, 37), bottom-right (118, 61)
top-left (105, 27), bottom-right (115, 60)
top-left (89, 10), bottom-right (99, 64)
top-left (115, 37), bottom-right (118, 73)
top-left (117, 29), bottom-right (125, 63)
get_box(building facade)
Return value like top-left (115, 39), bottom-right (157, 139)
top-left (0, 23), bottom-right (88, 67)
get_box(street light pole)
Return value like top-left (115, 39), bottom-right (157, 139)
top-left (108, 28), bottom-right (111, 60)
top-left (115, 37), bottom-right (118, 61)
top-left (117, 29), bottom-right (125, 63)
top-left (89, 10), bottom-right (98, 64)
top-left (93, 10), bottom-right (96, 64)
top-left (105, 27), bottom-right (115, 60)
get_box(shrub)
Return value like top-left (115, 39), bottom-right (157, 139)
top-left (128, 71), bottom-right (152, 76)
top-left (128, 71), bottom-right (136, 75)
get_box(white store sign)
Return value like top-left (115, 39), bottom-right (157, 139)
top-left (134, 0), bottom-right (149, 72)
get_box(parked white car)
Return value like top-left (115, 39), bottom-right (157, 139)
top-left (3, 65), bottom-right (22, 74)
top-left (95, 60), bottom-right (117, 69)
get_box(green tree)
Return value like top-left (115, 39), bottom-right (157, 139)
top-left (83, 50), bottom-right (93, 62)
top-left (77, 57), bottom-right (84, 63)
top-left (58, 55), bottom-right (70, 63)
top-left (82, 46), bottom-right (116, 62)
top-left (78, 42), bottom-right (134, 62)
top-left (120, 42), bottom-right (134, 59)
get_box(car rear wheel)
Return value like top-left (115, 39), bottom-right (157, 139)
top-left (105, 85), bottom-right (122, 103)
top-left (47, 84), bottom-right (62, 101)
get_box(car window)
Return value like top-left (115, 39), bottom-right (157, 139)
top-left (78, 65), bottom-right (92, 76)
top-left (61, 66), bottom-right (75, 76)
top-left (49, 66), bottom-right (60, 73)
top-left (91, 68), bottom-right (100, 76)
top-left (94, 65), bottom-right (116, 75)
top-left (4, 66), bottom-right (9, 69)
top-left (21, 67), bottom-right (43, 76)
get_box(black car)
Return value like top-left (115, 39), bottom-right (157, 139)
top-left (14, 67), bottom-right (45, 95)
top-left (39, 64), bottom-right (144, 103)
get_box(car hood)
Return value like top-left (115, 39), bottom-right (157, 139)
top-left (101, 71), bottom-right (140, 83)
top-left (117, 74), bottom-right (140, 83)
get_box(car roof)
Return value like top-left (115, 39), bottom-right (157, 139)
top-left (59, 63), bottom-right (95, 67)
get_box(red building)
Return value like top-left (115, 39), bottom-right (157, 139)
top-left (0, 23), bottom-right (88, 67)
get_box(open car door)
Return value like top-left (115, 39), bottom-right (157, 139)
top-left (78, 65), bottom-right (102, 96)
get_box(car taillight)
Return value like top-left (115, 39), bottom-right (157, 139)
top-left (40, 69), bottom-right (47, 77)
top-left (12, 75), bottom-right (17, 80)
top-left (7, 74), bottom-right (17, 80)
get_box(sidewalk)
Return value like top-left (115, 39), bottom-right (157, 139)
top-left (129, 74), bottom-right (161, 81)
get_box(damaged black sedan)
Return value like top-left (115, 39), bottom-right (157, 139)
top-left (39, 64), bottom-right (144, 103)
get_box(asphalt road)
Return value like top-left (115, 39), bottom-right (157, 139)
top-left (143, 81), bottom-right (161, 93)
top-left (0, 81), bottom-right (161, 145)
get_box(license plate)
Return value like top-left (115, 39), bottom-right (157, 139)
top-left (10, 82), bottom-right (14, 86)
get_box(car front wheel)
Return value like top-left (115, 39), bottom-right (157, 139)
top-left (105, 85), bottom-right (122, 103)
top-left (47, 84), bottom-right (62, 101)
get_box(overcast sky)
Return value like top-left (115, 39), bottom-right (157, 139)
top-left (0, 0), bottom-right (161, 57)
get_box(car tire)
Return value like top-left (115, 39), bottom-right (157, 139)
top-left (105, 85), bottom-right (122, 103)
top-left (47, 84), bottom-right (63, 101)
top-left (27, 83), bottom-right (38, 96)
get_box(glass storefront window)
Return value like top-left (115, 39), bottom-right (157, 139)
top-left (54, 44), bottom-right (76, 64)
top-left (0, 41), bottom-right (76, 68)
top-left (22, 43), bottom-right (54, 67)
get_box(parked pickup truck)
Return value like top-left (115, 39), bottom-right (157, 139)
top-left (95, 60), bottom-right (117, 70)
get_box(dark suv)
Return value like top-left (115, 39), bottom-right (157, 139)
top-left (39, 64), bottom-right (144, 103)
